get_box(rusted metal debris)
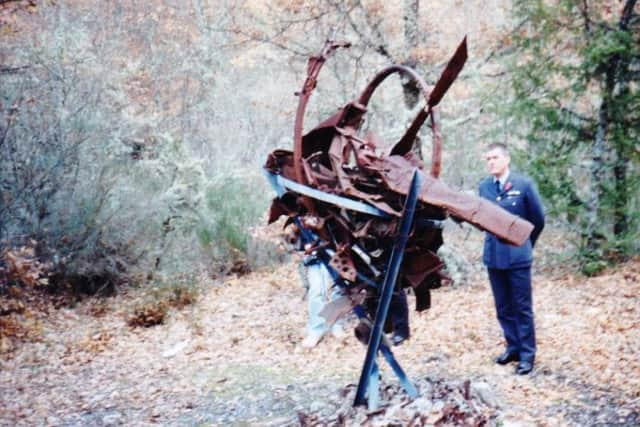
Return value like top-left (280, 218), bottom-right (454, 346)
top-left (264, 37), bottom-right (533, 331)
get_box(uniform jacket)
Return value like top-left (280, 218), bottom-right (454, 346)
top-left (479, 172), bottom-right (545, 269)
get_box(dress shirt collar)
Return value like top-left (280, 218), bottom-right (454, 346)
top-left (494, 169), bottom-right (510, 188)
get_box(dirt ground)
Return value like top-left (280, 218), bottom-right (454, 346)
top-left (1, 244), bottom-right (639, 426)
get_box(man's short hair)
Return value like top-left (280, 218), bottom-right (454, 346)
top-left (487, 142), bottom-right (510, 156)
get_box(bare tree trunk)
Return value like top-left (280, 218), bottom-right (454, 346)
top-left (401, 0), bottom-right (424, 160)
top-left (586, 89), bottom-right (608, 250)
top-left (402, 0), bottom-right (420, 109)
top-left (611, 0), bottom-right (637, 237)
top-left (613, 160), bottom-right (628, 236)
top-left (586, 0), bottom-right (637, 247)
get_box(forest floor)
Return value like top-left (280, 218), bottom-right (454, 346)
top-left (1, 243), bottom-right (639, 426)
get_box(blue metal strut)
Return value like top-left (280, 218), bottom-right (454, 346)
top-left (354, 170), bottom-right (421, 408)
top-left (263, 167), bottom-right (421, 410)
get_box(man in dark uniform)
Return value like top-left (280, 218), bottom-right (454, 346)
top-left (479, 143), bottom-right (545, 375)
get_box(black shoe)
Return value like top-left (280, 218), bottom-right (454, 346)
top-left (494, 351), bottom-right (520, 365)
top-left (515, 361), bottom-right (533, 375)
top-left (354, 322), bottom-right (371, 346)
top-left (391, 333), bottom-right (408, 346)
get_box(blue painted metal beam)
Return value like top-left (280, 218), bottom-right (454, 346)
top-left (263, 169), bottom-right (390, 218)
top-left (379, 344), bottom-right (418, 399)
top-left (354, 170), bottom-right (421, 407)
top-left (262, 167), bottom-right (420, 409)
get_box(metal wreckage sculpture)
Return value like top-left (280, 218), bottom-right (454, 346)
top-left (263, 37), bottom-right (534, 408)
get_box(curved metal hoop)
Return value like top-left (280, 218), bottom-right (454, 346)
top-left (357, 65), bottom-right (431, 107)
top-left (357, 65), bottom-right (442, 178)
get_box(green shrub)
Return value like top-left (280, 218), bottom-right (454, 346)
top-left (0, 1), bottom-right (289, 294)
top-left (204, 175), bottom-right (271, 255)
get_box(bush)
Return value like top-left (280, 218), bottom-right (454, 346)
top-left (0, 1), bottom-right (293, 296)
top-left (203, 175), bottom-right (271, 256)
top-left (1, 12), bottom-right (271, 289)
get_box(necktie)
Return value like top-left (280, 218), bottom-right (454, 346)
top-left (495, 180), bottom-right (501, 193)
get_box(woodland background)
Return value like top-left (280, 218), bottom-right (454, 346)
top-left (0, 1), bottom-right (639, 426)
top-left (1, 0), bottom-right (638, 291)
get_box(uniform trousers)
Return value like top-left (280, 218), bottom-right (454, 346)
top-left (487, 267), bottom-right (536, 363)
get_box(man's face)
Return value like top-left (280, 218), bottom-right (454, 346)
top-left (485, 148), bottom-right (510, 178)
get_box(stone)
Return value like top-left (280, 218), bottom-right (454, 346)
top-left (102, 411), bottom-right (122, 426)
top-left (471, 381), bottom-right (500, 408)
top-left (162, 340), bottom-right (190, 358)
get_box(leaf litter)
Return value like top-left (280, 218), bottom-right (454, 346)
top-left (0, 248), bottom-right (638, 426)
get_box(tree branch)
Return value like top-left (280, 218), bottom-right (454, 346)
top-left (0, 66), bottom-right (30, 75)
top-left (349, 0), bottom-right (395, 62)
top-left (580, 0), bottom-right (591, 35)
top-left (560, 107), bottom-right (595, 124)
top-left (483, 18), bottom-right (528, 65)
top-left (219, 28), bottom-right (309, 57)
top-left (620, 0), bottom-right (638, 30)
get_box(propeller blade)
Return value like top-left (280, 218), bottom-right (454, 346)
top-left (428, 36), bottom-right (468, 107)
